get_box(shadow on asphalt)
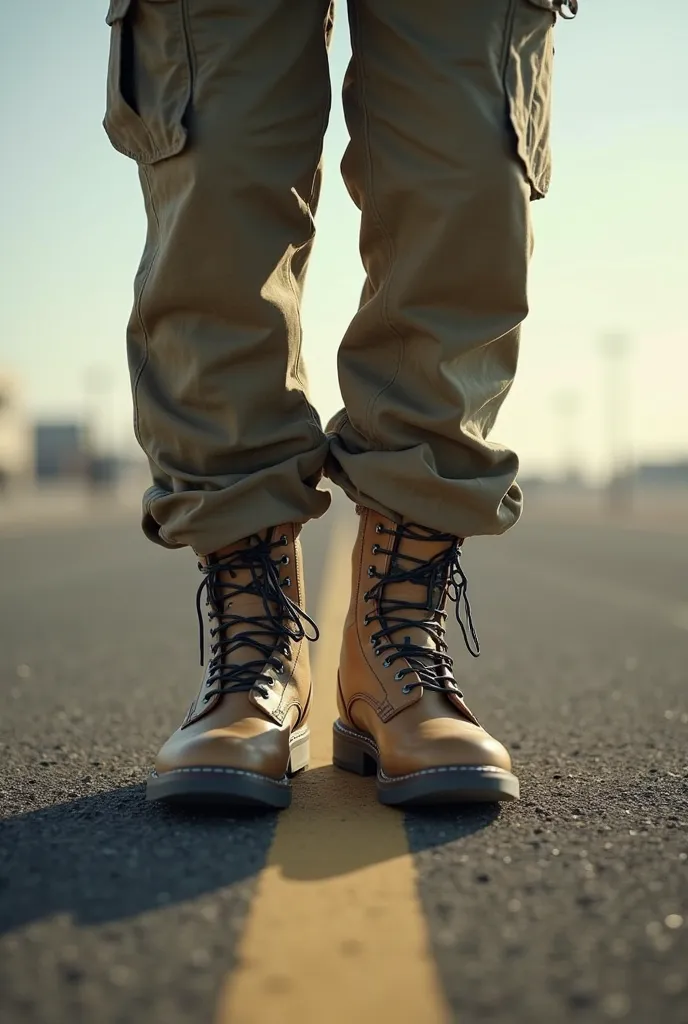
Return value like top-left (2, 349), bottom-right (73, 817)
top-left (0, 783), bottom-right (276, 934)
top-left (276, 764), bottom-right (499, 881)
top-left (0, 771), bottom-right (498, 934)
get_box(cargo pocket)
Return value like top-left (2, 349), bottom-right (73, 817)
top-left (103, 0), bottom-right (191, 164)
top-left (504, 0), bottom-right (557, 200)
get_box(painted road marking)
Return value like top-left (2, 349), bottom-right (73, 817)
top-left (216, 513), bottom-right (450, 1024)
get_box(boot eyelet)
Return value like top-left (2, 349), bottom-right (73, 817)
top-left (280, 534), bottom-right (288, 545)
top-left (382, 658), bottom-right (391, 668)
top-left (363, 615), bottom-right (370, 626)
top-left (368, 566), bottom-right (375, 577)
top-left (394, 671), bottom-right (405, 681)
top-left (281, 555), bottom-right (290, 565)
top-left (401, 684), bottom-right (411, 694)
top-left (363, 591), bottom-right (369, 601)
top-left (375, 524), bottom-right (383, 534)
top-left (282, 644), bottom-right (291, 658)
top-left (283, 577), bottom-right (292, 587)
top-left (277, 662), bottom-right (285, 675)
top-left (372, 544), bottom-right (380, 555)
top-left (202, 694), bottom-right (211, 703)
top-left (374, 648), bottom-right (382, 657)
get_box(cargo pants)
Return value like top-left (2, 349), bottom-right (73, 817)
top-left (104, 0), bottom-right (567, 555)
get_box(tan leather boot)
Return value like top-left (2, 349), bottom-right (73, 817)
top-left (147, 524), bottom-right (316, 809)
top-left (334, 507), bottom-right (519, 805)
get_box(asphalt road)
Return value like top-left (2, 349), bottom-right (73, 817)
top-left (1, 494), bottom-right (687, 1024)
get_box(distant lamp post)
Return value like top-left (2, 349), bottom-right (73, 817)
top-left (600, 333), bottom-right (633, 515)
top-left (553, 390), bottom-right (581, 485)
top-left (83, 366), bottom-right (116, 492)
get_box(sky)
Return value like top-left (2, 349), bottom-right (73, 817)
top-left (1, 1), bottom-right (687, 480)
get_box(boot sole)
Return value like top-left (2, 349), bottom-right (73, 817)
top-left (332, 720), bottom-right (520, 806)
top-left (145, 727), bottom-right (310, 810)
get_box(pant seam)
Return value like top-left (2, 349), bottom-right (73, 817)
top-left (499, 0), bottom-right (519, 76)
top-left (289, 26), bottom-right (331, 442)
top-left (133, 0), bottom-right (195, 464)
top-left (131, 164), bottom-right (159, 460)
top-left (289, 235), bottom-right (328, 444)
top-left (180, 0), bottom-right (197, 111)
top-left (350, 5), bottom-right (404, 449)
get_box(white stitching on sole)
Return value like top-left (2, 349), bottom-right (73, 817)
top-left (333, 720), bottom-right (514, 784)
top-left (378, 765), bottom-right (509, 783)
top-left (150, 767), bottom-right (289, 786)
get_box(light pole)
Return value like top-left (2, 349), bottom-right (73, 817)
top-left (600, 333), bottom-right (632, 515)
top-left (553, 390), bottom-right (581, 485)
top-left (83, 366), bottom-right (115, 491)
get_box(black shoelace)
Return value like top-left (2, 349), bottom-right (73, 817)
top-left (364, 523), bottom-right (480, 698)
top-left (195, 532), bottom-right (318, 703)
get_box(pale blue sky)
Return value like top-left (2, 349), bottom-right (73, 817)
top-left (1, 2), bottom-right (686, 478)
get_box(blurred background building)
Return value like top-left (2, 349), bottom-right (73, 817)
top-left (0, 370), bottom-right (33, 491)
top-left (34, 421), bottom-right (90, 481)
top-left (0, 367), bottom-right (143, 501)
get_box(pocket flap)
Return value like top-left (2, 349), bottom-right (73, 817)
top-left (105, 0), bottom-right (132, 26)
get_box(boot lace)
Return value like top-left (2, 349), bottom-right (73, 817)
top-left (195, 532), bottom-right (318, 703)
top-left (364, 523), bottom-right (480, 698)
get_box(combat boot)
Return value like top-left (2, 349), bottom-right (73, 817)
top-left (334, 507), bottom-right (519, 805)
top-left (147, 524), bottom-right (317, 809)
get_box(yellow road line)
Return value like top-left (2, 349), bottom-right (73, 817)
top-left (216, 512), bottom-right (450, 1024)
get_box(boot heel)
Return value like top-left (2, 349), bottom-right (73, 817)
top-left (288, 729), bottom-right (310, 775)
top-left (332, 722), bottom-right (377, 777)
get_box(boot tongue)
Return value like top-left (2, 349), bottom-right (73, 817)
top-left (206, 528), bottom-right (284, 675)
top-left (381, 526), bottom-right (456, 666)
top-left (375, 520), bottom-right (480, 724)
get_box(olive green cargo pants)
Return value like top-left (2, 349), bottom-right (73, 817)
top-left (104, 0), bottom-right (561, 554)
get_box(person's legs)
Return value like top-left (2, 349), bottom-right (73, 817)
top-left (331, 0), bottom-right (564, 803)
top-left (105, 0), bottom-right (333, 555)
top-left (103, 0), bottom-right (333, 807)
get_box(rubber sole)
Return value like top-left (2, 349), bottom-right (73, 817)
top-left (332, 720), bottom-right (520, 806)
top-left (145, 727), bottom-right (310, 810)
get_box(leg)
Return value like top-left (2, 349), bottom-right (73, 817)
top-left (332, 0), bottom-right (563, 804)
top-left (103, 0), bottom-right (333, 807)
top-left (328, 0), bottom-right (558, 538)
top-left (104, 0), bottom-right (334, 555)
